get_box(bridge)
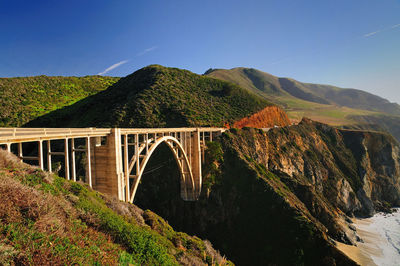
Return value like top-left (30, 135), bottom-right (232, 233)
top-left (0, 127), bottom-right (225, 202)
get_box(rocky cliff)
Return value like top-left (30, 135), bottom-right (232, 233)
top-left (133, 119), bottom-right (400, 265)
top-left (232, 106), bottom-right (291, 128)
top-left (253, 118), bottom-right (400, 217)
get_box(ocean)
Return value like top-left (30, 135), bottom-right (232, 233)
top-left (355, 208), bottom-right (400, 266)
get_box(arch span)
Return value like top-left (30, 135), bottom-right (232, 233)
top-left (128, 136), bottom-right (196, 203)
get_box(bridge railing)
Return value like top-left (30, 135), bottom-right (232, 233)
top-left (0, 127), bottom-right (226, 144)
top-left (0, 128), bottom-right (112, 144)
top-left (119, 127), bottom-right (225, 134)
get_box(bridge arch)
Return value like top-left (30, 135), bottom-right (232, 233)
top-left (128, 136), bottom-right (196, 203)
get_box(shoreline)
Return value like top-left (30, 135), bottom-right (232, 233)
top-left (336, 218), bottom-right (385, 266)
top-left (335, 240), bottom-right (377, 266)
top-left (336, 209), bottom-right (400, 266)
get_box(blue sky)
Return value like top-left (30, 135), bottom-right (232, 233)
top-left (1, 0), bottom-right (399, 103)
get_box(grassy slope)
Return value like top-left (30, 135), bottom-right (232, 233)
top-left (205, 68), bottom-right (400, 138)
top-left (0, 150), bottom-right (231, 265)
top-left (27, 65), bottom-right (272, 128)
top-left (0, 75), bottom-right (119, 127)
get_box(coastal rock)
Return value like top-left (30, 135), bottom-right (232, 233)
top-left (217, 120), bottom-right (400, 245)
top-left (232, 105), bottom-right (291, 128)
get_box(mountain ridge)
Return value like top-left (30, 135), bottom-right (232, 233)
top-left (205, 67), bottom-right (400, 113)
top-left (205, 67), bottom-right (400, 141)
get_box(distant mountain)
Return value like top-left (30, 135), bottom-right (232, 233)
top-left (0, 75), bottom-right (119, 127)
top-left (27, 65), bottom-right (274, 128)
top-left (206, 67), bottom-right (400, 115)
top-left (205, 67), bottom-right (400, 141)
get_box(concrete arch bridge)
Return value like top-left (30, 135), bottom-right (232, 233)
top-left (0, 127), bottom-right (225, 202)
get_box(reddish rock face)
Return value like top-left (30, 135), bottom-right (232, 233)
top-left (232, 106), bottom-right (291, 128)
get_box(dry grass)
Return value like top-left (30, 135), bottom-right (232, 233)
top-left (204, 240), bottom-right (228, 265)
top-left (105, 196), bottom-right (146, 226)
top-left (0, 151), bottom-right (123, 265)
top-left (0, 149), bottom-right (25, 169)
top-left (0, 242), bottom-right (20, 266)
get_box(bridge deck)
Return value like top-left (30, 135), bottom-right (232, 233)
top-left (0, 127), bottom-right (226, 144)
top-left (0, 128), bottom-right (112, 144)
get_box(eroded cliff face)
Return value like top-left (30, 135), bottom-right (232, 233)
top-left (260, 118), bottom-right (400, 217)
top-left (341, 129), bottom-right (400, 214)
top-left (218, 119), bottom-right (400, 247)
top-left (134, 119), bottom-right (400, 265)
top-left (232, 106), bottom-right (291, 128)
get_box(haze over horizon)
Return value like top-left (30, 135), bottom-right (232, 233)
top-left (1, 0), bottom-right (399, 104)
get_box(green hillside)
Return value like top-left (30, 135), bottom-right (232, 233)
top-left (0, 75), bottom-right (119, 127)
top-left (28, 65), bottom-right (271, 128)
top-left (205, 67), bottom-right (400, 141)
top-left (0, 150), bottom-right (230, 265)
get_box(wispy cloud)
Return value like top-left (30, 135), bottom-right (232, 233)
top-left (97, 46), bottom-right (157, 75)
top-left (97, 60), bottom-right (129, 75)
top-left (364, 23), bottom-right (400, 38)
top-left (364, 31), bottom-right (380, 37)
top-left (137, 46), bottom-right (158, 56)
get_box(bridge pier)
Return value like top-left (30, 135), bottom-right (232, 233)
top-left (91, 129), bottom-right (125, 201)
top-left (190, 129), bottom-right (202, 197)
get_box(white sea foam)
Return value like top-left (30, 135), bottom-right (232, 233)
top-left (356, 208), bottom-right (400, 266)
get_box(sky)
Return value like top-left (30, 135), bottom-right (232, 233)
top-left (0, 0), bottom-right (399, 103)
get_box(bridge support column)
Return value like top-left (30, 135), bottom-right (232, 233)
top-left (47, 141), bottom-right (51, 172)
top-left (86, 137), bottom-right (92, 187)
top-left (38, 141), bottom-right (44, 171)
top-left (91, 129), bottom-right (124, 200)
top-left (18, 143), bottom-right (23, 162)
top-left (190, 129), bottom-right (202, 199)
top-left (64, 139), bottom-right (69, 180)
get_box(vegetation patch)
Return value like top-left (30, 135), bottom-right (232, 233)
top-left (0, 75), bottom-right (119, 127)
top-left (0, 150), bottom-right (230, 265)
